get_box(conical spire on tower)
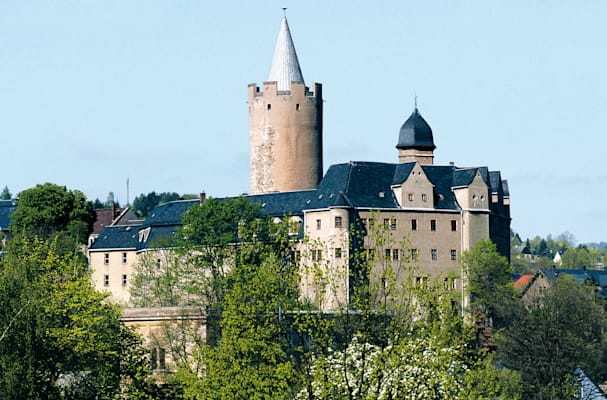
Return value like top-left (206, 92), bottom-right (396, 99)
top-left (267, 16), bottom-right (304, 91)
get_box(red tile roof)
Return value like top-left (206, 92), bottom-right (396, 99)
top-left (513, 274), bottom-right (534, 291)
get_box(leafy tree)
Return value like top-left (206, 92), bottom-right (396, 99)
top-left (92, 198), bottom-right (105, 209)
top-left (92, 192), bottom-right (121, 209)
top-left (180, 249), bottom-right (299, 399)
top-left (10, 183), bottom-right (95, 246)
top-left (499, 276), bottom-right (607, 399)
top-left (0, 236), bottom-right (125, 399)
top-left (561, 246), bottom-right (596, 269)
top-left (299, 282), bottom-right (522, 400)
top-left (178, 196), bottom-right (267, 309)
top-left (132, 191), bottom-right (181, 218)
top-left (1, 185), bottom-right (11, 200)
top-left (462, 240), bottom-right (522, 331)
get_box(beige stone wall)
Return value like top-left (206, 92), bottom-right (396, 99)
top-left (453, 173), bottom-right (490, 252)
top-left (121, 307), bottom-right (206, 375)
top-left (248, 82), bottom-right (323, 194)
top-left (89, 248), bottom-right (138, 305)
top-left (398, 148), bottom-right (434, 165)
top-left (300, 208), bottom-right (350, 309)
top-left (298, 207), bottom-right (472, 310)
top-left (393, 163), bottom-right (435, 209)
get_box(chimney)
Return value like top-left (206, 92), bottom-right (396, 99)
top-left (199, 192), bottom-right (206, 204)
top-left (111, 201), bottom-right (116, 219)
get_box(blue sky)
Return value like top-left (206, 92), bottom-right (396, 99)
top-left (1, 1), bottom-right (606, 244)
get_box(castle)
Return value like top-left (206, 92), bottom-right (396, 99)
top-left (88, 15), bottom-right (510, 310)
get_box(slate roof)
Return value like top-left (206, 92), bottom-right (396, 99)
top-left (0, 200), bottom-right (17, 231)
top-left (140, 199), bottom-right (200, 228)
top-left (91, 160), bottom-right (508, 251)
top-left (396, 108), bottom-right (436, 151)
top-left (267, 16), bottom-right (304, 91)
top-left (540, 268), bottom-right (595, 285)
top-left (89, 225), bottom-right (139, 250)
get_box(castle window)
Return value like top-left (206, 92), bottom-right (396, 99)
top-left (104, 253), bottom-right (109, 265)
top-left (122, 274), bottom-right (127, 286)
top-left (335, 216), bottom-right (342, 228)
top-left (451, 220), bottom-right (457, 231)
top-left (430, 220), bottom-right (436, 231)
top-left (451, 250), bottom-right (457, 261)
top-left (367, 248), bottom-right (376, 259)
top-left (390, 218), bottom-right (397, 230)
top-left (408, 193), bottom-right (414, 201)
top-left (383, 218), bottom-right (390, 230)
top-left (415, 276), bottom-right (427, 287)
top-left (122, 252), bottom-right (127, 264)
top-left (385, 249), bottom-right (391, 259)
top-left (361, 218), bottom-right (367, 227)
top-left (151, 348), bottom-right (166, 370)
top-left (335, 248), bottom-right (342, 258)
top-left (296, 103), bottom-right (300, 111)
top-left (411, 249), bottom-right (418, 260)
top-left (156, 259), bottom-right (161, 270)
top-left (103, 275), bottom-right (109, 286)
top-left (422, 193), bottom-right (428, 202)
top-left (411, 219), bottom-right (417, 231)
top-left (316, 219), bottom-right (321, 230)
top-left (431, 249), bottom-right (438, 261)
top-left (267, 104), bottom-right (271, 110)
top-left (393, 249), bottom-right (399, 261)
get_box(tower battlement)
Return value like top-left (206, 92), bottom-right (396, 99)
top-left (248, 82), bottom-right (322, 100)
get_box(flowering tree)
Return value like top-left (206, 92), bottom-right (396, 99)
top-left (299, 334), bottom-right (468, 400)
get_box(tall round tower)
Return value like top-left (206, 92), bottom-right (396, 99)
top-left (248, 16), bottom-right (323, 194)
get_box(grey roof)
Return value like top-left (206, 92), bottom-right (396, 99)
top-left (540, 268), bottom-right (595, 285)
top-left (91, 161), bottom-right (508, 251)
top-left (89, 225), bottom-right (139, 250)
top-left (140, 199), bottom-right (199, 228)
top-left (267, 16), bottom-right (304, 91)
top-left (396, 108), bottom-right (436, 151)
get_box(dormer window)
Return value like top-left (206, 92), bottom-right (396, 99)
top-left (138, 227), bottom-right (151, 243)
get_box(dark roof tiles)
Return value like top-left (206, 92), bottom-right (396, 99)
top-left (396, 108), bottom-right (436, 151)
top-left (89, 225), bottom-right (139, 250)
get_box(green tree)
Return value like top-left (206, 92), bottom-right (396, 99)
top-left (462, 240), bottom-right (522, 332)
top-left (499, 276), bottom-right (607, 399)
top-left (299, 282), bottom-right (522, 400)
top-left (1, 185), bottom-right (11, 200)
top-left (561, 246), bottom-right (596, 269)
top-left (180, 249), bottom-right (299, 399)
top-left (0, 237), bottom-right (125, 399)
top-left (10, 183), bottom-right (95, 246)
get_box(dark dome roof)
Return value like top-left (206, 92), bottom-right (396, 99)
top-left (396, 108), bottom-right (436, 151)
